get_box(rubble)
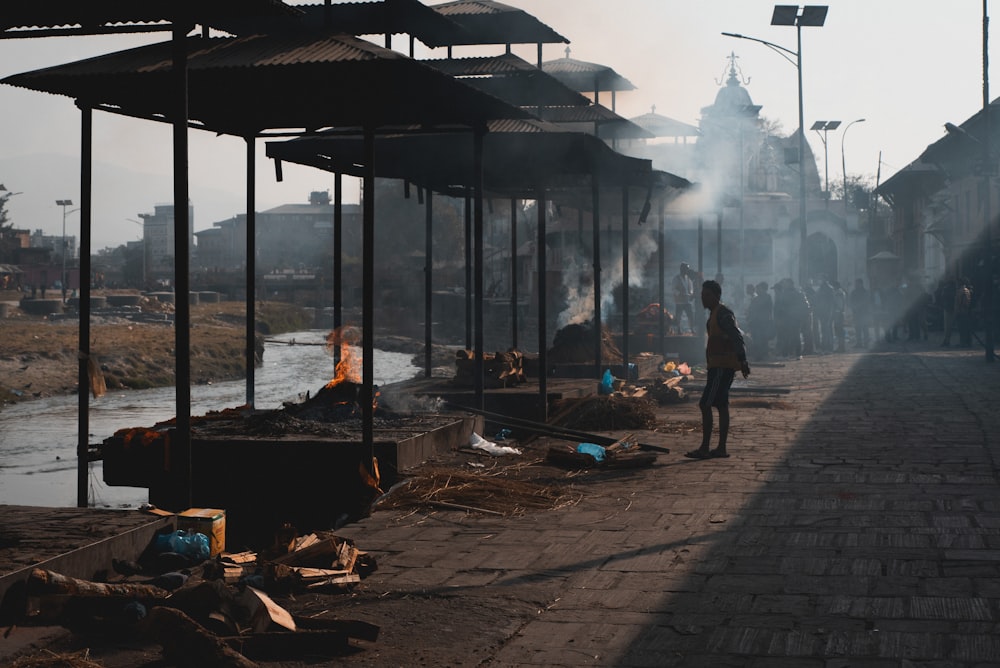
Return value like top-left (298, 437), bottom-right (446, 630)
top-left (8, 526), bottom-right (380, 666)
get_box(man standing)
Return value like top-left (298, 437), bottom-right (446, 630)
top-left (685, 280), bottom-right (750, 460)
top-left (672, 262), bottom-right (695, 334)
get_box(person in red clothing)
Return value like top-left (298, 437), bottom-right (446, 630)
top-left (685, 279), bottom-right (750, 460)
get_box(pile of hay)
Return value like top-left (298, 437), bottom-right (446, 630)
top-left (548, 395), bottom-right (658, 431)
top-left (10, 649), bottom-right (103, 668)
top-left (375, 467), bottom-right (580, 516)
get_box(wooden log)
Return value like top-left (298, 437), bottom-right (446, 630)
top-left (25, 568), bottom-right (170, 621)
top-left (270, 537), bottom-right (340, 567)
top-left (146, 606), bottom-right (259, 668)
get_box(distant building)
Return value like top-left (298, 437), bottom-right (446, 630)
top-left (194, 192), bottom-right (362, 271)
top-left (138, 202), bottom-right (194, 274)
top-left (30, 229), bottom-right (76, 260)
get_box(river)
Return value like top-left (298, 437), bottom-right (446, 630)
top-left (0, 331), bottom-right (420, 509)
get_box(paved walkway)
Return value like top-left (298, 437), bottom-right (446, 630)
top-left (335, 341), bottom-right (1000, 667)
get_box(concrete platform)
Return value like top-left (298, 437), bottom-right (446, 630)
top-left (0, 506), bottom-right (173, 623)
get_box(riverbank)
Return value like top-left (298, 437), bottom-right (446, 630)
top-left (0, 298), bottom-right (315, 408)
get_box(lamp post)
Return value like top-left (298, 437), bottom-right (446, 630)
top-left (55, 199), bottom-right (77, 301)
top-left (840, 118), bottom-right (866, 205)
top-left (724, 4), bottom-right (828, 285)
top-left (811, 120), bottom-right (840, 199)
top-left (126, 218), bottom-right (146, 288)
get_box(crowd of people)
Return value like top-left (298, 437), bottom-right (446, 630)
top-left (737, 274), bottom-right (982, 361)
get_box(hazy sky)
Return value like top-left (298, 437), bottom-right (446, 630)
top-left (0, 1), bottom-right (993, 250)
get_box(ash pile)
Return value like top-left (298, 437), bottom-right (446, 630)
top-left (547, 321), bottom-right (621, 364)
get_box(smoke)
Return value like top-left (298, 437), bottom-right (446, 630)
top-left (557, 231), bottom-right (659, 329)
top-left (378, 386), bottom-right (444, 415)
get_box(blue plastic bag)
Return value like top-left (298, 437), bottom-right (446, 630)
top-left (598, 369), bottom-right (614, 395)
top-left (153, 530), bottom-right (210, 562)
top-left (576, 442), bottom-right (606, 462)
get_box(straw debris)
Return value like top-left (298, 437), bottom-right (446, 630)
top-left (10, 649), bottom-right (104, 668)
top-left (375, 467), bottom-right (581, 516)
top-left (548, 395), bottom-right (659, 431)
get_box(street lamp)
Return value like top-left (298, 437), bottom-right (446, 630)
top-left (724, 4), bottom-right (828, 285)
top-left (55, 199), bottom-right (78, 301)
top-left (126, 218), bottom-right (146, 288)
top-left (811, 120), bottom-right (840, 199)
top-left (840, 118), bottom-right (866, 205)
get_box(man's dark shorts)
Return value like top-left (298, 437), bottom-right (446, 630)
top-left (699, 367), bottom-right (736, 409)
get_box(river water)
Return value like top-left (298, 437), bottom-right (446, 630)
top-left (0, 331), bottom-right (420, 509)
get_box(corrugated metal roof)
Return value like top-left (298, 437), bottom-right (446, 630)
top-left (265, 122), bottom-right (676, 200)
top-left (431, 0), bottom-right (568, 46)
top-left (424, 52), bottom-right (535, 76)
top-left (542, 56), bottom-right (635, 92)
top-left (2, 32), bottom-right (530, 134)
top-left (539, 105), bottom-right (654, 140)
top-left (212, 1), bottom-right (470, 48)
top-left (424, 54), bottom-right (590, 107)
top-left (1, 1), bottom-right (300, 37)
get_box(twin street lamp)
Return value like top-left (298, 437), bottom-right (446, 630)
top-left (724, 4), bottom-right (828, 285)
top-left (55, 199), bottom-right (78, 301)
top-left (811, 120), bottom-right (840, 199)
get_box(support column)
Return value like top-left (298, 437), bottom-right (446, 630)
top-left (473, 128), bottom-right (486, 410)
top-left (621, 186), bottom-right (629, 378)
top-left (171, 23), bottom-right (192, 509)
top-left (537, 189), bottom-right (548, 422)
top-left (77, 105), bottom-right (92, 508)
top-left (361, 128), bottom-right (375, 472)
top-left (424, 190), bottom-right (434, 377)
top-left (244, 137), bottom-right (256, 409)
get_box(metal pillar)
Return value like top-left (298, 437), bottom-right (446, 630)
top-left (76, 105), bottom-right (92, 508)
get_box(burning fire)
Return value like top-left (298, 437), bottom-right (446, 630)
top-left (325, 325), bottom-right (362, 387)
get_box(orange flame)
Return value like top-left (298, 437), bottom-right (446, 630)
top-left (325, 325), bottom-right (362, 388)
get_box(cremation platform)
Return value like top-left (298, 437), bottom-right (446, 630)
top-left (100, 404), bottom-right (482, 546)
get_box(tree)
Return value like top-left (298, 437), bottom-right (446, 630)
top-left (0, 190), bottom-right (13, 232)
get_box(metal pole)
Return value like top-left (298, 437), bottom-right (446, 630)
top-left (244, 137), bottom-right (255, 409)
top-left (621, 186), bottom-right (629, 377)
top-left (171, 22), bottom-right (192, 509)
top-left (473, 128), bottom-right (485, 410)
top-left (77, 106), bottom-right (92, 508)
top-left (592, 178), bottom-right (602, 375)
top-left (510, 197), bottom-right (518, 350)
top-left (537, 189), bottom-right (548, 422)
top-left (797, 21), bottom-right (808, 285)
top-left (362, 127), bottom-right (375, 473)
top-left (841, 119), bottom-right (866, 206)
top-left (984, 0), bottom-right (995, 362)
top-left (464, 194), bottom-right (472, 350)
top-left (424, 190), bottom-right (433, 377)
top-left (61, 204), bottom-right (67, 299)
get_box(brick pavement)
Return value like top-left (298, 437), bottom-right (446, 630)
top-left (336, 341), bottom-right (1000, 667)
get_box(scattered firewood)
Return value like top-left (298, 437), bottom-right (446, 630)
top-left (145, 606), bottom-right (258, 668)
top-left (454, 349), bottom-right (526, 388)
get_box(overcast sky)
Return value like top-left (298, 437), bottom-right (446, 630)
top-left (0, 1), bottom-right (993, 250)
